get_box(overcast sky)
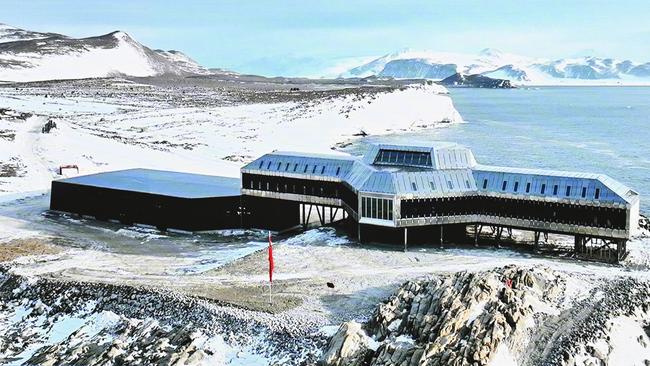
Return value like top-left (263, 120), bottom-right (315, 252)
top-left (3, 0), bottom-right (649, 76)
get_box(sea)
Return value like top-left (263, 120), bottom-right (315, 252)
top-left (350, 86), bottom-right (650, 211)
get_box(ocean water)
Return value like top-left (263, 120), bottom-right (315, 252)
top-left (351, 86), bottom-right (650, 211)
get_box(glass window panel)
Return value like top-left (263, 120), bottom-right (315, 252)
top-left (372, 198), bottom-right (377, 218)
top-left (483, 179), bottom-right (488, 189)
top-left (581, 187), bottom-right (587, 198)
top-left (388, 200), bottom-right (393, 220)
top-left (377, 199), bottom-right (384, 219)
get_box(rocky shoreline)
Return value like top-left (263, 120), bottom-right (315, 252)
top-left (0, 266), bottom-right (325, 365)
top-left (321, 266), bottom-right (650, 366)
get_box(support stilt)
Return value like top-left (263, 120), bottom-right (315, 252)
top-left (357, 223), bottom-right (362, 242)
top-left (440, 225), bottom-right (444, 248)
top-left (404, 227), bottom-right (408, 252)
top-left (474, 224), bottom-right (480, 247)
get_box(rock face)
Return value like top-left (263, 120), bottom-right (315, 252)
top-left (321, 321), bottom-right (373, 366)
top-left (440, 73), bottom-right (513, 88)
top-left (321, 266), bottom-right (563, 366)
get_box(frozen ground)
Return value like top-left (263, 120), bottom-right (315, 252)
top-left (0, 76), bottom-right (649, 365)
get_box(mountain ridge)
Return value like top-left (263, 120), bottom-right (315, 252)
top-left (0, 24), bottom-right (210, 82)
top-left (342, 48), bottom-right (650, 85)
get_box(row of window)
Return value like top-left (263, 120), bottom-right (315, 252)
top-left (361, 197), bottom-right (394, 220)
top-left (484, 179), bottom-right (601, 199)
top-left (374, 149), bottom-right (432, 167)
top-left (400, 196), bottom-right (626, 230)
top-left (257, 160), bottom-right (342, 176)
top-left (242, 173), bottom-right (358, 212)
top-left (409, 178), bottom-right (472, 191)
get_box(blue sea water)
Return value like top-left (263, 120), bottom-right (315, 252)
top-left (353, 87), bottom-right (650, 211)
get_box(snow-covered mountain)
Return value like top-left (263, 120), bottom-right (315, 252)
top-left (0, 24), bottom-right (210, 82)
top-left (343, 48), bottom-right (650, 85)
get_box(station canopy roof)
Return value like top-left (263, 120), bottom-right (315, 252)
top-left (242, 142), bottom-right (638, 204)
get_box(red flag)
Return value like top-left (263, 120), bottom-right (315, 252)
top-left (268, 231), bottom-right (274, 283)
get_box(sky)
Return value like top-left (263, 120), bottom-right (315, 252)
top-left (2, 0), bottom-right (649, 77)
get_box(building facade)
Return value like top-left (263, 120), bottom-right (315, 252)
top-left (242, 142), bottom-right (640, 262)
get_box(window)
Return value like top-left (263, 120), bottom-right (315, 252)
top-left (362, 197), bottom-right (394, 220)
top-left (372, 198), bottom-right (377, 218)
top-left (430, 181), bottom-right (436, 190)
top-left (336, 167), bottom-right (341, 176)
top-left (320, 166), bottom-right (325, 174)
top-left (483, 179), bottom-right (488, 189)
top-left (526, 182), bottom-right (531, 193)
top-left (565, 186), bottom-right (571, 197)
top-left (411, 182), bottom-right (417, 191)
top-left (249, 180), bottom-right (253, 189)
top-left (541, 184), bottom-right (546, 194)
top-left (285, 163), bottom-right (290, 171)
top-left (553, 185), bottom-right (558, 195)
top-left (514, 182), bottom-right (519, 192)
top-left (293, 164), bottom-right (298, 172)
top-left (595, 188), bottom-right (600, 199)
top-left (581, 187), bottom-right (587, 198)
top-left (312, 165), bottom-right (317, 174)
top-left (465, 180), bottom-right (471, 189)
top-left (502, 181), bottom-right (507, 191)
top-left (448, 181), bottom-right (453, 189)
top-left (267, 161), bottom-right (272, 169)
top-left (259, 160), bottom-right (264, 168)
top-left (374, 149), bottom-right (432, 167)
top-left (304, 165), bottom-right (308, 173)
top-left (277, 162), bottom-right (282, 170)
top-left (361, 197), bottom-right (367, 217)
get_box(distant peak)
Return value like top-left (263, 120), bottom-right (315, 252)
top-left (479, 48), bottom-right (503, 57)
top-left (107, 30), bottom-right (132, 40)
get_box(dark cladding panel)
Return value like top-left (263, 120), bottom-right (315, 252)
top-left (241, 196), bottom-right (300, 231)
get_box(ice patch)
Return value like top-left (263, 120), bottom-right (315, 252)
top-left (488, 343), bottom-right (517, 366)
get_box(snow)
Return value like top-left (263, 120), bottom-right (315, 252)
top-left (0, 32), bottom-right (159, 82)
top-left (465, 300), bottom-right (487, 325)
top-left (343, 48), bottom-right (650, 86)
top-left (0, 83), bottom-right (459, 197)
top-left (488, 343), bottom-right (518, 366)
top-left (608, 315), bottom-right (650, 366)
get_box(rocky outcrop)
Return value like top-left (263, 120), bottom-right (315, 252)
top-left (439, 73), bottom-right (513, 88)
top-left (0, 267), bottom-right (322, 364)
top-left (321, 266), bottom-right (563, 366)
top-left (321, 321), bottom-right (374, 366)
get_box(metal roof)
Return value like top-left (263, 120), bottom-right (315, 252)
top-left (363, 142), bottom-right (477, 170)
top-left (56, 169), bottom-right (241, 198)
top-left (241, 143), bottom-right (637, 205)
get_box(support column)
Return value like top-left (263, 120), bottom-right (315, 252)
top-left (474, 224), bottom-right (479, 247)
top-left (357, 223), bottom-right (362, 243)
top-left (440, 225), bottom-right (444, 248)
top-left (534, 231), bottom-right (541, 253)
top-left (495, 227), bottom-right (502, 248)
top-left (404, 227), bottom-right (408, 252)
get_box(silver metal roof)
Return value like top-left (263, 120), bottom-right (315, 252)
top-left (57, 169), bottom-right (241, 198)
top-left (241, 143), bottom-right (637, 205)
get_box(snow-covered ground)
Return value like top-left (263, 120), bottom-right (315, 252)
top-left (1, 76), bottom-right (648, 365)
top-left (0, 80), bottom-right (459, 195)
